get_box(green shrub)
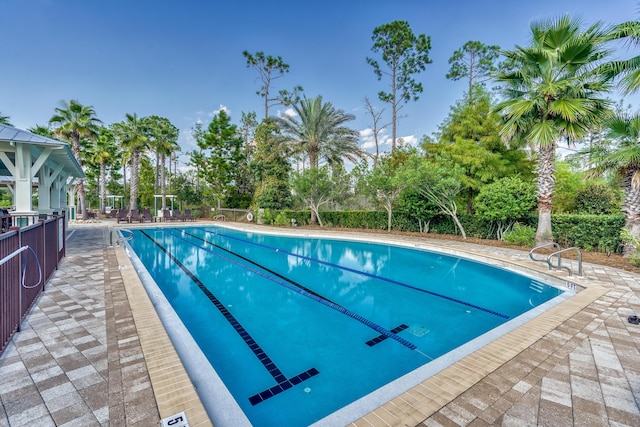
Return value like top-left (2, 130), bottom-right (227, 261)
top-left (552, 214), bottom-right (624, 252)
top-left (503, 223), bottom-right (536, 246)
top-left (273, 212), bottom-right (290, 226)
top-left (261, 209), bottom-right (274, 225)
top-left (574, 184), bottom-right (622, 215)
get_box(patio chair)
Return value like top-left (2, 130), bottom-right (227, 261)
top-left (184, 209), bottom-right (195, 222)
top-left (161, 209), bottom-right (174, 222)
top-left (116, 209), bottom-right (129, 223)
top-left (129, 209), bottom-right (143, 223)
top-left (174, 210), bottom-right (186, 222)
top-left (142, 208), bottom-right (155, 222)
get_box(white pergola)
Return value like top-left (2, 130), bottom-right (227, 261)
top-left (0, 123), bottom-right (84, 223)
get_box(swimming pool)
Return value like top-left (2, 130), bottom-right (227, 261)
top-left (125, 225), bottom-right (568, 426)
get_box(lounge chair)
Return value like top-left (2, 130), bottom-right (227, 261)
top-left (161, 209), bottom-right (174, 222)
top-left (184, 209), bottom-right (195, 222)
top-left (116, 209), bottom-right (129, 223)
top-left (129, 209), bottom-right (143, 223)
top-left (142, 208), bottom-right (155, 222)
top-left (174, 210), bottom-right (186, 222)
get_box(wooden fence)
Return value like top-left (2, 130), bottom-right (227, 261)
top-left (0, 214), bottom-right (66, 355)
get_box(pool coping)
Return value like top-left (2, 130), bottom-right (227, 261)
top-left (115, 222), bottom-right (610, 426)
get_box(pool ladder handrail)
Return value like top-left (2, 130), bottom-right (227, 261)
top-left (546, 247), bottom-right (582, 277)
top-left (529, 242), bottom-right (561, 268)
top-left (110, 228), bottom-right (134, 246)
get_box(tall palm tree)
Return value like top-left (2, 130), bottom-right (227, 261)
top-left (602, 19), bottom-right (640, 94)
top-left (276, 95), bottom-right (362, 169)
top-left (49, 100), bottom-right (102, 220)
top-left (87, 127), bottom-right (117, 214)
top-left (276, 95), bottom-right (362, 224)
top-left (586, 113), bottom-right (640, 256)
top-left (112, 113), bottom-right (148, 212)
top-left (145, 116), bottom-right (180, 211)
top-left (495, 15), bottom-right (613, 244)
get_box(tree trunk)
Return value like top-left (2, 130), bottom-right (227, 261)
top-left (308, 150), bottom-right (319, 225)
top-left (622, 168), bottom-right (640, 257)
top-left (72, 133), bottom-right (89, 220)
top-left (161, 153), bottom-right (167, 210)
top-left (129, 150), bottom-right (139, 212)
top-left (535, 142), bottom-right (556, 244)
top-left (77, 179), bottom-right (88, 220)
top-left (452, 213), bottom-right (467, 239)
top-left (100, 162), bottom-right (106, 214)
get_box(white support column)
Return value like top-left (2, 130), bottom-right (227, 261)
top-left (12, 142), bottom-right (35, 217)
top-left (38, 165), bottom-right (52, 213)
top-left (51, 174), bottom-right (64, 213)
top-left (67, 183), bottom-right (78, 220)
top-left (38, 162), bottom-right (63, 215)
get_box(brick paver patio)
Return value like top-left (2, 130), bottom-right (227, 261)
top-left (0, 221), bottom-right (638, 426)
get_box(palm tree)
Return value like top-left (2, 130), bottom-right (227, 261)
top-left (276, 96), bottom-right (362, 169)
top-left (495, 15), bottom-right (613, 244)
top-left (145, 116), bottom-right (180, 211)
top-left (49, 100), bottom-right (102, 220)
top-left (28, 124), bottom-right (55, 138)
top-left (87, 127), bottom-right (117, 214)
top-left (0, 113), bottom-right (12, 126)
top-left (602, 19), bottom-right (640, 94)
top-left (586, 113), bottom-right (640, 256)
top-left (112, 113), bottom-right (148, 212)
top-left (276, 95), bottom-right (362, 224)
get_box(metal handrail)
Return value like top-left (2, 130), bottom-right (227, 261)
top-left (546, 247), bottom-right (582, 277)
top-left (0, 246), bottom-right (28, 266)
top-left (529, 242), bottom-right (561, 269)
top-left (110, 228), bottom-right (134, 246)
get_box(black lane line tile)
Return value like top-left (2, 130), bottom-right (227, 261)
top-left (248, 368), bottom-right (320, 406)
top-left (140, 230), bottom-right (319, 406)
top-left (366, 324), bottom-right (409, 347)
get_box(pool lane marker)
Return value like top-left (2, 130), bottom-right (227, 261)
top-left (174, 229), bottom-right (418, 352)
top-left (200, 227), bottom-right (510, 320)
top-left (366, 324), bottom-right (409, 347)
top-left (138, 230), bottom-right (319, 406)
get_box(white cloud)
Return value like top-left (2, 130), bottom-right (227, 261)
top-left (359, 128), bottom-right (418, 153)
top-left (277, 107), bottom-right (297, 118)
top-left (359, 128), bottom-right (374, 138)
top-left (210, 104), bottom-right (229, 116)
top-left (398, 134), bottom-right (418, 146)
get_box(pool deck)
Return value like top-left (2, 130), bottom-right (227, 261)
top-left (0, 220), bottom-right (639, 426)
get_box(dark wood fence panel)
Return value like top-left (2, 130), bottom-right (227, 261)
top-left (0, 231), bottom-right (20, 354)
top-left (0, 213), bottom-right (66, 356)
top-left (19, 224), bottom-right (45, 316)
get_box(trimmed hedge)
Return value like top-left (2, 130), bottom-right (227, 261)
top-left (271, 210), bottom-right (624, 253)
top-left (551, 214), bottom-right (624, 252)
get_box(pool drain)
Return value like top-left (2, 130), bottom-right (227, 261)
top-left (408, 325), bottom-right (430, 337)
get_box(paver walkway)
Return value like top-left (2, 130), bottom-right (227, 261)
top-left (1, 222), bottom-right (639, 426)
top-left (0, 223), bottom-right (159, 426)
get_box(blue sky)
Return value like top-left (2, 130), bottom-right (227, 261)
top-left (1, 0), bottom-right (639, 164)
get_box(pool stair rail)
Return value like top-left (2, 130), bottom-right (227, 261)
top-left (109, 227), bottom-right (134, 247)
top-left (529, 242), bottom-right (583, 277)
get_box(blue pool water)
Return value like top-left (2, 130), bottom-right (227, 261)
top-left (127, 226), bottom-right (565, 426)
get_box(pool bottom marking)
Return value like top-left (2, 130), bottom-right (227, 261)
top-left (176, 229), bottom-right (418, 352)
top-left (139, 230), bottom-right (318, 406)
top-left (366, 324), bottom-right (409, 347)
top-left (198, 227), bottom-right (510, 320)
